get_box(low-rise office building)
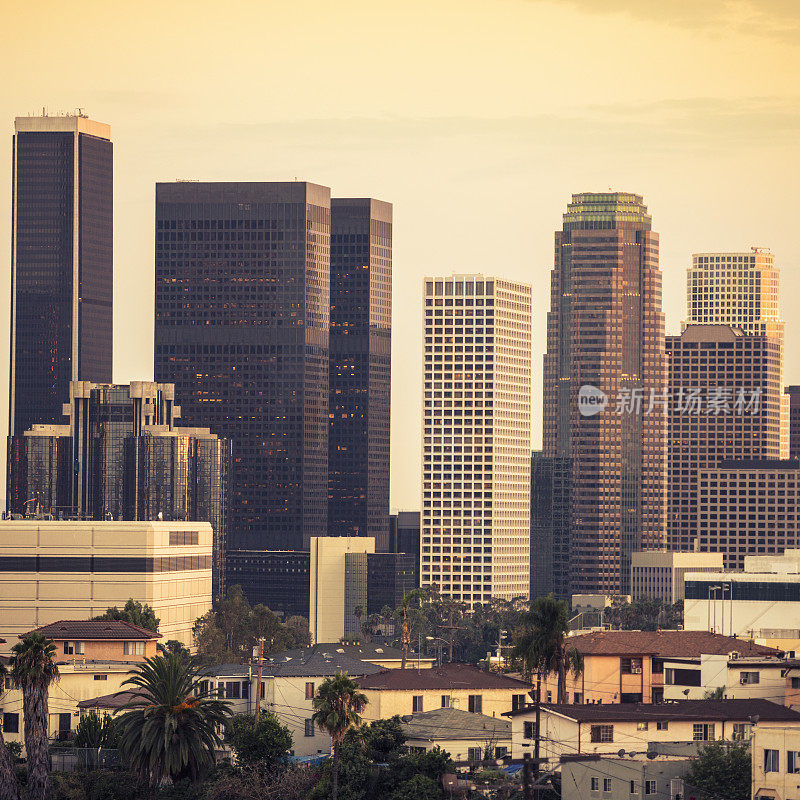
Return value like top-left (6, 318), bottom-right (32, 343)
top-left (0, 521), bottom-right (213, 648)
top-left (630, 551), bottom-right (723, 604)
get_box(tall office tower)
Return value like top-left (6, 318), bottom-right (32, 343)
top-left (685, 249), bottom-right (788, 457)
top-left (10, 113), bottom-right (113, 436)
top-left (786, 386), bottom-right (800, 460)
top-left (543, 193), bottom-right (667, 595)
top-left (389, 510), bottom-right (421, 585)
top-left (421, 275), bottom-right (532, 608)
top-left (328, 199), bottom-right (392, 550)
top-left (530, 451), bottom-right (572, 601)
top-left (666, 325), bottom-right (783, 553)
top-left (7, 381), bottom-right (230, 597)
top-left (154, 182), bottom-right (330, 553)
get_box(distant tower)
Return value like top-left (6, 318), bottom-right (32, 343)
top-left (10, 113), bottom-right (113, 436)
top-left (543, 192), bottom-right (667, 595)
top-left (421, 275), bottom-right (532, 609)
top-left (328, 199), bottom-right (392, 550)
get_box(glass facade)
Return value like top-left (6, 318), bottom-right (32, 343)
top-left (329, 199), bottom-right (392, 549)
top-left (154, 182), bottom-right (330, 552)
top-left (10, 117), bottom-right (112, 437)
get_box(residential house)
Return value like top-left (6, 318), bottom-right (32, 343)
top-left (357, 664), bottom-right (531, 721)
top-left (561, 756), bottom-right (691, 800)
top-left (752, 724), bottom-right (800, 800)
top-left (504, 699), bottom-right (800, 762)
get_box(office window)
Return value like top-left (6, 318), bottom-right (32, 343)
top-left (412, 696), bottom-right (423, 713)
top-left (645, 780), bottom-right (657, 795)
top-left (590, 725), bottom-right (613, 743)
top-left (693, 724), bottom-right (715, 741)
top-left (523, 721), bottom-right (538, 739)
top-left (764, 749), bottom-right (779, 773)
top-left (123, 641), bottom-right (145, 656)
top-left (468, 695), bottom-right (482, 713)
top-left (2, 714), bottom-right (18, 734)
top-left (591, 777), bottom-right (599, 791)
top-left (656, 721), bottom-right (668, 731)
top-left (304, 719), bottom-right (315, 737)
top-left (788, 750), bottom-right (800, 774)
top-left (305, 682), bottom-right (315, 700)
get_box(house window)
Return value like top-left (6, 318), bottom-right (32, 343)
top-left (603, 778), bottom-right (612, 792)
top-left (590, 725), bottom-right (613, 743)
top-left (637, 722), bottom-right (648, 731)
top-left (591, 777), bottom-right (600, 791)
top-left (468, 747), bottom-right (482, 763)
top-left (304, 719), bottom-right (315, 737)
top-left (764, 749), bottom-right (779, 773)
top-left (791, 677), bottom-right (800, 689)
top-left (546, 691), bottom-right (552, 702)
top-left (512, 694), bottom-right (526, 711)
top-left (740, 671), bottom-right (760, 685)
top-left (2, 713), bottom-right (19, 734)
top-left (305, 682), bottom-right (315, 700)
top-left (412, 696), bottom-right (423, 713)
top-left (93, 674), bottom-right (108, 681)
top-left (574, 692), bottom-right (583, 704)
top-left (63, 641), bottom-right (84, 655)
top-left (523, 721), bottom-right (538, 739)
top-left (495, 746), bottom-right (507, 759)
top-left (629, 780), bottom-right (637, 794)
top-left (788, 751), bottom-right (800, 774)
top-left (645, 780), bottom-right (657, 795)
top-left (656, 721), bottom-right (668, 731)
top-left (123, 641), bottom-right (145, 656)
top-left (225, 682), bottom-right (240, 699)
top-left (732, 723), bottom-right (752, 741)
top-left (441, 695), bottom-right (452, 708)
top-left (241, 681), bottom-right (249, 699)
top-left (692, 724), bottom-right (714, 741)
top-left (468, 695), bottom-right (482, 713)
top-left (621, 658), bottom-right (643, 674)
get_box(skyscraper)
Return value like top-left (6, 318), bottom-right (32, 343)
top-left (666, 325), bottom-right (783, 553)
top-left (543, 192), bottom-right (667, 595)
top-left (421, 275), bottom-right (531, 608)
top-left (328, 199), bottom-right (392, 549)
top-left (685, 248), bottom-right (788, 457)
top-left (10, 113), bottom-right (113, 436)
top-left (154, 182), bottom-right (330, 553)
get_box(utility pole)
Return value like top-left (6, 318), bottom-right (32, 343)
top-left (438, 606), bottom-right (464, 663)
top-left (522, 752), bottom-right (532, 800)
top-left (254, 636), bottom-right (265, 725)
top-left (533, 672), bottom-right (542, 781)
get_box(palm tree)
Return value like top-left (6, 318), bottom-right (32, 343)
top-left (115, 653), bottom-right (232, 785)
top-left (10, 633), bottom-right (59, 800)
top-left (353, 605), bottom-right (364, 641)
top-left (0, 663), bottom-right (20, 800)
top-left (512, 594), bottom-right (583, 703)
top-left (397, 588), bottom-right (424, 669)
top-left (312, 672), bottom-right (367, 800)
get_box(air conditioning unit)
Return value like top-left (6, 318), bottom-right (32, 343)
top-left (740, 676), bottom-right (748, 685)
top-left (632, 667), bottom-right (642, 674)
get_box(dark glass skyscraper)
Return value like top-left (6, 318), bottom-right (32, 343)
top-left (10, 114), bottom-right (113, 436)
top-left (543, 193), bottom-right (667, 595)
top-left (329, 199), bottom-right (392, 549)
top-left (154, 182), bottom-right (331, 552)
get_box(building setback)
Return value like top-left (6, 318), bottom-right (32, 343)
top-left (10, 114), bottom-right (113, 436)
top-left (154, 182), bottom-right (330, 553)
top-left (328, 199), bottom-right (392, 549)
top-left (421, 275), bottom-right (531, 608)
top-left (666, 325), bottom-right (782, 554)
top-left (543, 192), bottom-right (667, 594)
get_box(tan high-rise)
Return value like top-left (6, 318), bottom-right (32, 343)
top-left (421, 275), bottom-right (531, 608)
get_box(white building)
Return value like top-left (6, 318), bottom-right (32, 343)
top-left (752, 724), bottom-right (800, 800)
top-left (684, 550), bottom-right (800, 639)
top-left (421, 275), bottom-right (532, 608)
top-left (309, 536), bottom-right (374, 645)
top-left (630, 550), bottom-right (723, 603)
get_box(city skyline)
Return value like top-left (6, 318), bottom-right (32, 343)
top-left (1, 0), bottom-right (799, 511)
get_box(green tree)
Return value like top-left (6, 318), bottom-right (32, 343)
top-left (94, 599), bottom-right (160, 632)
top-left (11, 633), bottom-right (59, 800)
top-left (683, 741), bottom-right (750, 800)
top-left (703, 686), bottom-right (725, 700)
top-left (225, 713), bottom-right (293, 768)
top-left (73, 711), bottom-right (120, 749)
top-left (512, 594), bottom-right (583, 702)
top-left (116, 653), bottom-right (232, 785)
top-left (397, 588), bottom-right (425, 669)
top-left (311, 673), bottom-right (368, 800)
top-left (390, 774), bottom-right (440, 800)
top-left (360, 716), bottom-right (405, 762)
top-left (157, 640), bottom-right (191, 661)
top-left (0, 663), bottom-right (20, 800)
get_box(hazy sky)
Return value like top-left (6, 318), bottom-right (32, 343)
top-left (1, 0), bottom-right (798, 510)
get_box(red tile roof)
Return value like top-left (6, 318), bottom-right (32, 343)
top-left (28, 621), bottom-right (161, 641)
top-left (357, 663), bottom-right (531, 691)
top-left (565, 630), bottom-right (777, 658)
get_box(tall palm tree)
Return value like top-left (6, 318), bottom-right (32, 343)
top-left (397, 588), bottom-right (424, 669)
top-left (353, 605), bottom-right (364, 641)
top-left (10, 633), bottom-right (59, 800)
top-left (512, 594), bottom-right (583, 703)
top-left (115, 653), bottom-right (232, 785)
top-left (0, 664), bottom-right (20, 800)
top-left (312, 672), bottom-right (367, 800)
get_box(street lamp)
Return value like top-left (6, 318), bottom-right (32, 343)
top-left (708, 585), bottom-right (721, 633)
top-left (426, 636), bottom-right (448, 667)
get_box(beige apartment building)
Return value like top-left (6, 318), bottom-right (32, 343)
top-left (0, 521), bottom-right (213, 648)
top-left (421, 275), bottom-right (532, 608)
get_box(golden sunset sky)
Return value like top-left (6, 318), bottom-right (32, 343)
top-left (1, 0), bottom-right (798, 508)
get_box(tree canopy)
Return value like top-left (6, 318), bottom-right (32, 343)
top-left (683, 741), bottom-right (750, 800)
top-left (225, 713), bottom-right (293, 769)
top-left (94, 599), bottom-right (160, 632)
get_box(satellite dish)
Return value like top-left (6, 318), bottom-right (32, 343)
top-left (618, 749), bottom-right (626, 758)
top-left (646, 750), bottom-right (657, 760)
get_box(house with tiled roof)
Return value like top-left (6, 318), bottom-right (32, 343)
top-left (538, 629), bottom-right (781, 705)
top-left (357, 664), bottom-right (531, 721)
top-left (31, 620), bottom-right (161, 663)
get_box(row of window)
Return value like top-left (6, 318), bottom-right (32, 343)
top-left (590, 777), bottom-right (659, 795)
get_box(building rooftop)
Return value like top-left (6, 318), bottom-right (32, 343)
top-left (400, 707), bottom-right (510, 741)
top-left (28, 620), bottom-right (161, 641)
top-left (268, 642), bottom-right (427, 664)
top-left (505, 699), bottom-right (800, 723)
top-left (77, 691), bottom-right (138, 711)
top-left (564, 630), bottom-right (777, 659)
top-left (358, 663), bottom-right (530, 691)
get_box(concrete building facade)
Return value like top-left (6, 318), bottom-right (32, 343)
top-left (630, 550), bottom-right (723, 603)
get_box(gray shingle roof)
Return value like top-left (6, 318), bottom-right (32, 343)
top-left (358, 664), bottom-right (531, 691)
top-left (401, 707), bottom-right (511, 741)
